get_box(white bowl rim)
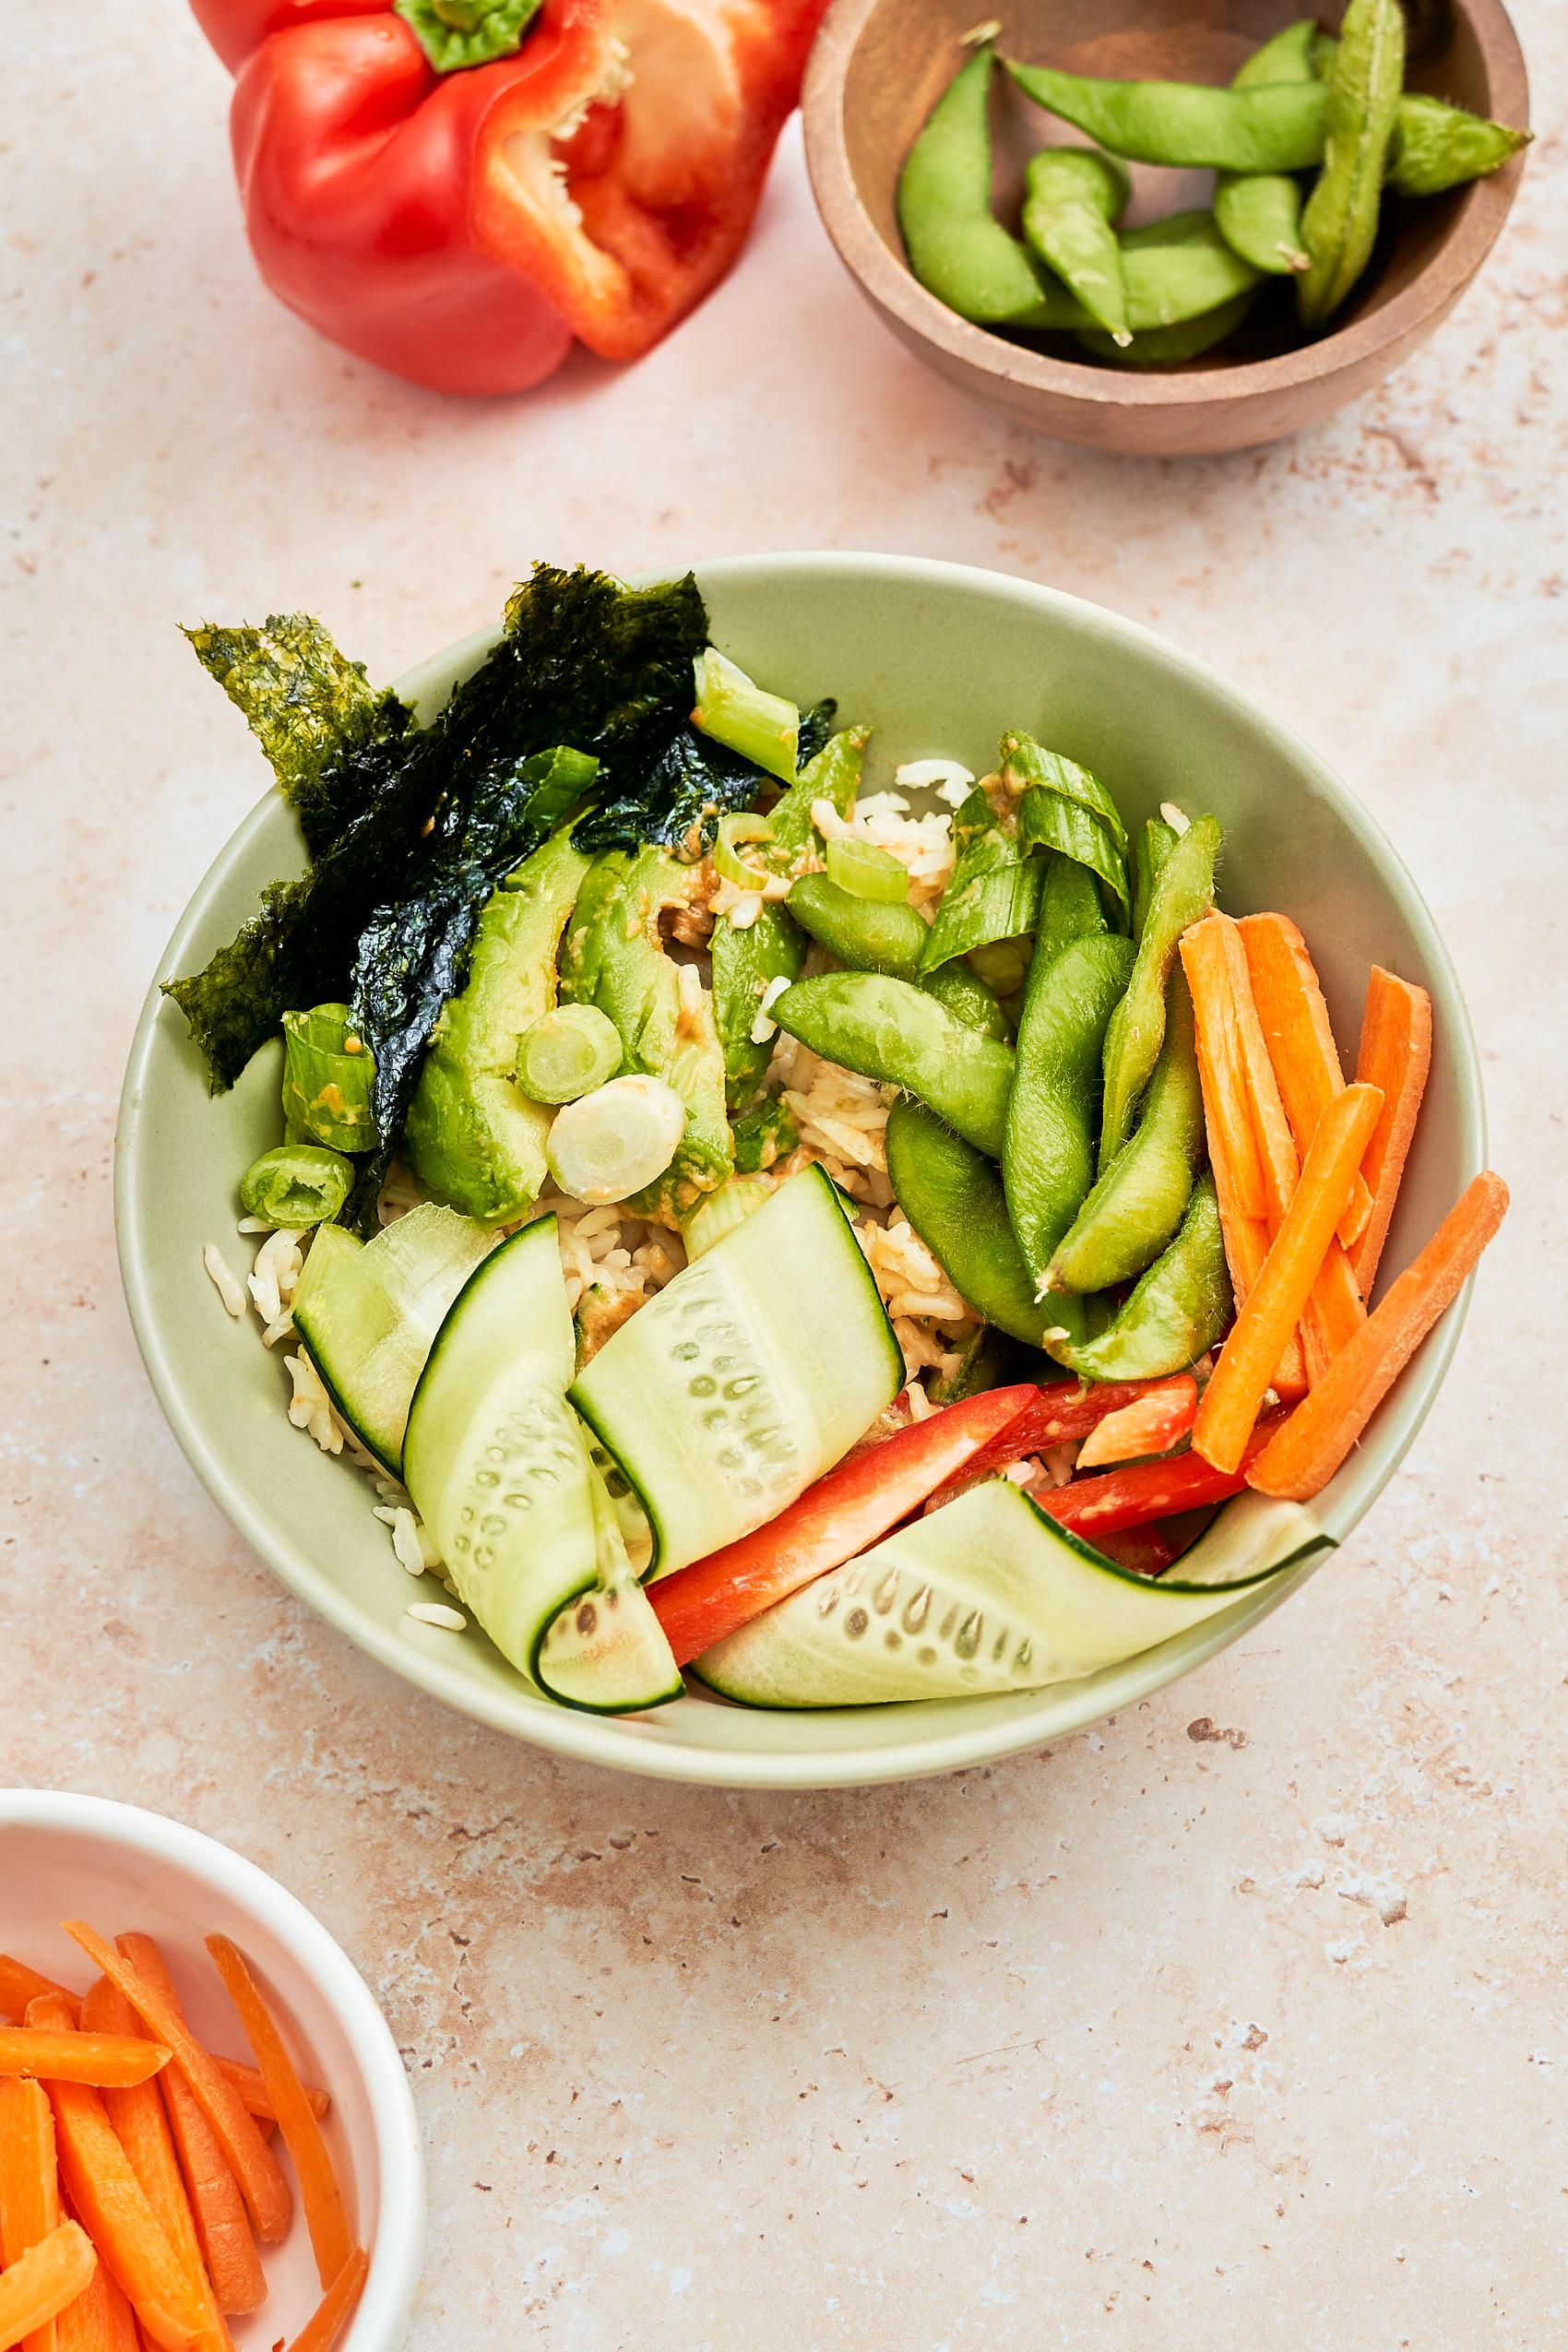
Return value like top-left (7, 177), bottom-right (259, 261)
top-left (0, 1788), bottom-right (425, 2351)
top-left (116, 551), bottom-right (1485, 1789)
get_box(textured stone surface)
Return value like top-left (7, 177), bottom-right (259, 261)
top-left (3, 1), bottom-right (1565, 2342)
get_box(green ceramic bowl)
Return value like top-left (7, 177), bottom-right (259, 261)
top-left (116, 554), bottom-right (1484, 1789)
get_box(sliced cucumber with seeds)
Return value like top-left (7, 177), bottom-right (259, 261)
top-left (403, 1216), bottom-right (680, 1712)
top-left (570, 1165), bottom-right (904, 1579)
top-left (290, 1203), bottom-right (495, 1474)
top-left (693, 1482), bottom-right (1329, 1708)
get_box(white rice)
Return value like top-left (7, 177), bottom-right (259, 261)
top-left (406, 1602), bottom-right (466, 1631)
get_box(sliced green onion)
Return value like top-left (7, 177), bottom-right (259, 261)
top-left (239, 1144), bottom-right (355, 1227)
top-left (826, 837), bottom-right (909, 904)
top-left (691, 647), bottom-right (800, 784)
top-left (545, 1075), bottom-right (687, 1205)
top-left (281, 1004), bottom-right (378, 1151)
top-left (516, 1004), bottom-right (623, 1104)
top-left (681, 1175), bottom-right (774, 1261)
top-left (713, 812), bottom-right (776, 889)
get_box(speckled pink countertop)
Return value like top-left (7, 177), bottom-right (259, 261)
top-left (5, 1), bottom-right (1566, 2341)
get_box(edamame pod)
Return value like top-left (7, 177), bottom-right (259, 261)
top-left (885, 1099), bottom-right (1065, 1350)
top-left (788, 873), bottom-right (927, 981)
top-left (1315, 37), bottom-right (1528, 196)
top-left (1099, 814), bottom-right (1220, 1172)
top-left (1028, 854), bottom-right (1105, 994)
top-left (1047, 967), bottom-right (1206, 1294)
top-left (1215, 18), bottom-right (1315, 275)
top-left (1120, 211), bottom-right (1264, 329)
top-left (1298, 0), bottom-right (1405, 330)
top-left (1388, 93), bottom-right (1531, 197)
top-left (1003, 932), bottom-right (1137, 1289)
top-left (923, 960), bottom-right (1015, 1041)
top-left (1021, 147), bottom-right (1133, 343)
top-left (918, 786), bottom-right (1044, 975)
top-left (1076, 291), bottom-right (1255, 366)
top-left (772, 972), bottom-right (1015, 1158)
top-left (1059, 1173), bottom-right (1232, 1383)
top-left (1131, 819), bottom-right (1176, 944)
top-left (1004, 58), bottom-right (1329, 173)
top-left (899, 50), bottom-right (1088, 329)
top-left (711, 728), bottom-right (865, 1107)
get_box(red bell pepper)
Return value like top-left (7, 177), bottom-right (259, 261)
top-left (649, 1385), bottom-right (1039, 1667)
top-left (932, 1372), bottom-right (1199, 1495)
top-left (1038, 1408), bottom-right (1293, 1540)
top-left (190, 0), bottom-right (829, 393)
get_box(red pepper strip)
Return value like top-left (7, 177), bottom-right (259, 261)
top-left (1083, 1524), bottom-right (1181, 1577)
top-left (933, 1374), bottom-right (1195, 1494)
top-left (1039, 1408), bottom-right (1293, 1540)
top-left (650, 1386), bottom-right (1040, 1668)
top-left (1075, 1374), bottom-right (1197, 1469)
top-left (199, 0), bottom-right (829, 393)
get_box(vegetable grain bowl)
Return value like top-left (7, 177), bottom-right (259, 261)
top-left (0, 1788), bottom-right (423, 2352)
top-left (118, 552), bottom-right (1500, 1791)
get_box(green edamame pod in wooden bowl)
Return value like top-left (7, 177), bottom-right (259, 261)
top-left (802, 0), bottom-right (1529, 453)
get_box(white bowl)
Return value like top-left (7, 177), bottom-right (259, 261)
top-left (0, 1788), bottom-right (423, 2352)
top-left (117, 552), bottom-right (1485, 1790)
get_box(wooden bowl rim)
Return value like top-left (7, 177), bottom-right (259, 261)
top-left (802, 0), bottom-right (1530, 414)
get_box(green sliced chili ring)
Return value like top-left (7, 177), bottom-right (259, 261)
top-left (1004, 59), bottom-right (1329, 173)
top-left (1061, 1172), bottom-right (1232, 1384)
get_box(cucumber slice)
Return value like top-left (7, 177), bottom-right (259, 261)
top-left (693, 1482), bottom-right (1329, 1708)
top-left (403, 1218), bottom-right (680, 1713)
top-left (570, 1165), bottom-right (904, 1578)
top-left (291, 1203), bottom-right (495, 1473)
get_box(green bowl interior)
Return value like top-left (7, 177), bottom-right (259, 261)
top-left (116, 554), bottom-right (1483, 1788)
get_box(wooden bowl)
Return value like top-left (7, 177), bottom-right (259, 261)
top-left (802, 0), bottom-right (1529, 453)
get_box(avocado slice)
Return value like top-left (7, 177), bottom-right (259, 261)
top-left (403, 827), bottom-right (592, 1223)
top-left (558, 844), bottom-right (733, 1224)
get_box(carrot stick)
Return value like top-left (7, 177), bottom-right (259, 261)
top-left (110, 1945), bottom-right (265, 2322)
top-left (0, 2075), bottom-right (62, 2352)
top-left (58, 1933), bottom-right (288, 2250)
top-left (24, 1998), bottom-right (210, 2352)
top-left (0, 2037), bottom-right (170, 2093)
top-left (0, 1966), bottom-right (79, 2031)
top-left (1350, 964), bottom-right (1433, 1295)
top-left (215, 2064), bottom-right (328, 2128)
top-left (1193, 1085), bottom-right (1384, 1475)
top-left (1238, 912), bottom-right (1374, 1248)
top-left (80, 1988), bottom-right (230, 2352)
top-left (1074, 1374), bottom-right (1196, 1469)
top-left (286, 2250), bottom-right (368, 2352)
top-left (202, 1942), bottom-right (350, 2294)
top-left (1180, 915), bottom-right (1308, 1400)
top-left (1215, 911), bottom-right (1367, 1385)
top-left (1249, 1171), bottom-right (1508, 1501)
top-left (0, 2224), bottom-right (98, 2352)
top-left (53, 2212), bottom-right (137, 2352)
